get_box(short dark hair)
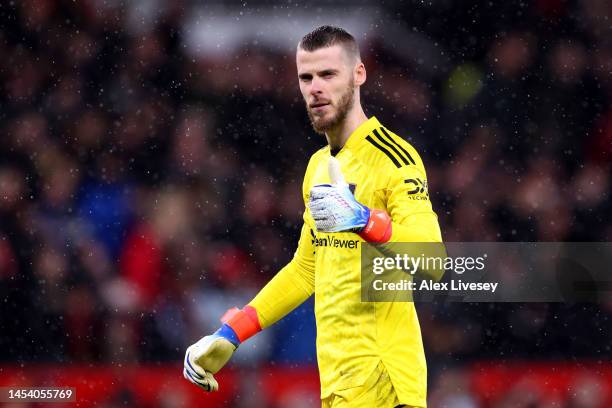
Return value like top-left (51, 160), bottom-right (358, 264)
top-left (298, 25), bottom-right (360, 61)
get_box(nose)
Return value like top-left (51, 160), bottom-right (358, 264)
top-left (310, 77), bottom-right (323, 96)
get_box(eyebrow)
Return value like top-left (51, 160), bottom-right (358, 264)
top-left (298, 69), bottom-right (339, 80)
top-left (319, 69), bottom-right (338, 76)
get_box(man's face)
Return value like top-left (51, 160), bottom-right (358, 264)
top-left (296, 45), bottom-right (356, 134)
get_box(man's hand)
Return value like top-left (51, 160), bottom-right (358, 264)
top-left (183, 325), bottom-right (238, 392)
top-left (309, 156), bottom-right (370, 232)
top-left (183, 306), bottom-right (261, 392)
top-left (308, 157), bottom-right (392, 242)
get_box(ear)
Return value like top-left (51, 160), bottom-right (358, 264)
top-left (354, 62), bottom-right (366, 87)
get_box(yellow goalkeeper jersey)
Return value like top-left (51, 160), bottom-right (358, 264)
top-left (249, 116), bottom-right (442, 407)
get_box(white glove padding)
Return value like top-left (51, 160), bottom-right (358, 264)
top-left (183, 334), bottom-right (237, 392)
top-left (308, 157), bottom-right (370, 232)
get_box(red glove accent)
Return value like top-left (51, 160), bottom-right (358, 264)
top-left (359, 209), bottom-right (392, 243)
top-left (221, 305), bottom-right (262, 343)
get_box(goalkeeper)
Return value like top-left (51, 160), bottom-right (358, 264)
top-left (184, 25), bottom-right (442, 408)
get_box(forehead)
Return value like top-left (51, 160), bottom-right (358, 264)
top-left (296, 44), bottom-right (349, 72)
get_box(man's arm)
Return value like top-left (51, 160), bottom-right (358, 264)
top-left (385, 165), bottom-right (442, 243)
top-left (308, 154), bottom-right (445, 280)
top-left (309, 156), bottom-right (442, 243)
top-left (380, 164), bottom-right (445, 281)
top-left (183, 215), bottom-right (315, 391)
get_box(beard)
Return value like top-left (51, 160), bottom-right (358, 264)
top-left (306, 80), bottom-right (355, 135)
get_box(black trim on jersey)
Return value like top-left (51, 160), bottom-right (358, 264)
top-left (379, 127), bottom-right (416, 165)
top-left (372, 129), bottom-right (411, 167)
top-left (365, 135), bottom-right (402, 168)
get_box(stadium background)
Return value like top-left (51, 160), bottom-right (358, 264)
top-left (0, 0), bottom-right (610, 407)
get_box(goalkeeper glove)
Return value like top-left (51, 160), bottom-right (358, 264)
top-left (308, 157), bottom-right (392, 243)
top-left (183, 305), bottom-right (261, 392)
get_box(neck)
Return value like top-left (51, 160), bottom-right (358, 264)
top-left (325, 104), bottom-right (368, 152)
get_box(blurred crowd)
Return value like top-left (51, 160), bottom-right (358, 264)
top-left (0, 1), bottom-right (611, 407)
